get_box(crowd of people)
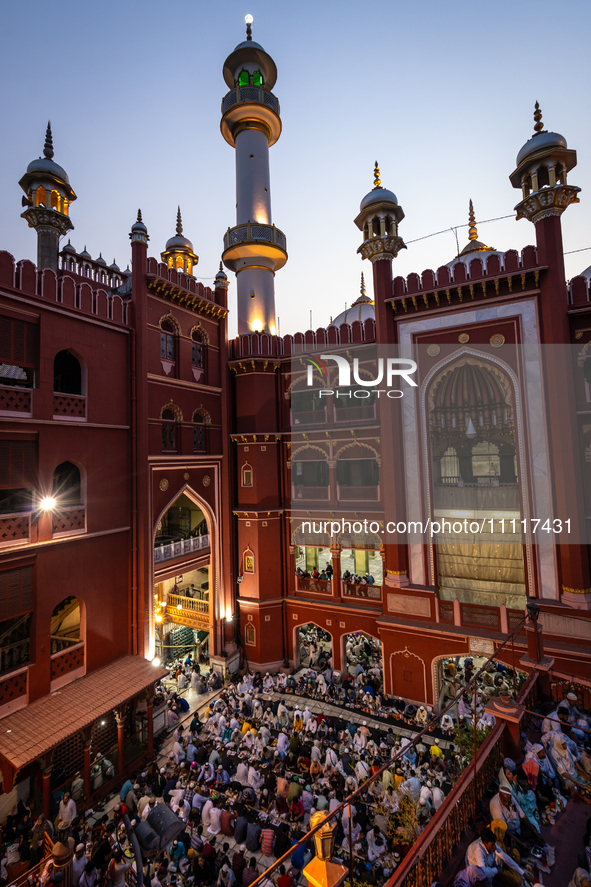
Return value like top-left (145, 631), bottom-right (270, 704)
top-left (2, 648), bottom-right (588, 887)
top-left (453, 689), bottom-right (591, 887)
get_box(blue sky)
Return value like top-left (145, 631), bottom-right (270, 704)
top-left (1, 0), bottom-right (590, 337)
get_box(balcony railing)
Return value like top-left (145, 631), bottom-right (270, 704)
top-left (295, 576), bottom-right (331, 594)
top-left (291, 407), bottom-right (327, 425)
top-left (292, 485), bottom-right (330, 501)
top-left (0, 512), bottom-right (31, 546)
top-left (154, 533), bottom-right (210, 564)
top-left (53, 392), bottom-right (86, 419)
top-left (50, 642), bottom-right (85, 681)
top-left (334, 404), bottom-right (376, 423)
top-left (341, 581), bottom-right (382, 602)
top-left (223, 221), bottom-right (286, 251)
top-left (0, 385), bottom-right (32, 416)
top-left (337, 484), bottom-right (380, 501)
top-left (167, 593), bottom-right (210, 614)
top-left (52, 505), bottom-right (86, 537)
top-left (221, 85), bottom-right (280, 115)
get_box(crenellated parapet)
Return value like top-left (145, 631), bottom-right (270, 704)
top-left (228, 316), bottom-right (377, 359)
top-left (0, 250), bottom-right (129, 324)
top-left (145, 256), bottom-right (225, 318)
top-left (387, 246), bottom-right (543, 314)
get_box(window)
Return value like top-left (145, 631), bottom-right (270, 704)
top-left (292, 460), bottom-right (329, 487)
top-left (238, 70), bottom-right (250, 86)
top-left (0, 565), bottom-right (33, 620)
top-left (193, 415), bottom-right (205, 452)
top-left (162, 409), bottom-right (177, 452)
top-left (0, 317), bottom-right (38, 388)
top-left (160, 320), bottom-right (175, 362)
top-left (191, 329), bottom-right (205, 368)
top-left (242, 463), bottom-right (253, 486)
top-left (0, 440), bottom-right (37, 515)
top-left (50, 596), bottom-right (81, 653)
top-left (52, 461), bottom-right (81, 506)
top-left (0, 613), bottom-right (31, 676)
top-left (53, 350), bottom-right (81, 395)
top-left (336, 459), bottom-right (379, 486)
top-left (252, 70), bottom-right (264, 86)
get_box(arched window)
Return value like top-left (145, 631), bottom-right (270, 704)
top-left (242, 463), bottom-right (253, 486)
top-left (471, 440), bottom-right (501, 482)
top-left (193, 413), bottom-right (206, 452)
top-left (52, 461), bottom-right (81, 505)
top-left (252, 70), bottom-right (264, 86)
top-left (53, 350), bottom-right (81, 395)
top-left (191, 329), bottom-right (205, 370)
top-left (238, 70), bottom-right (250, 86)
top-left (161, 408), bottom-right (177, 452)
top-left (50, 596), bottom-right (81, 653)
top-left (160, 320), bottom-right (176, 363)
top-left (439, 446), bottom-right (459, 485)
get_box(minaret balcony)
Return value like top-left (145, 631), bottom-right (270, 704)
top-left (222, 85), bottom-right (280, 115)
top-left (222, 222), bottom-right (288, 271)
top-left (221, 87), bottom-right (282, 146)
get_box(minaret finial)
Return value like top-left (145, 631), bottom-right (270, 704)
top-left (44, 121), bottom-right (54, 160)
top-left (468, 199), bottom-right (478, 242)
top-left (137, 209), bottom-right (142, 222)
top-left (360, 272), bottom-right (366, 297)
top-left (533, 101), bottom-right (545, 136)
top-left (373, 161), bottom-right (381, 189)
top-left (219, 261), bottom-right (223, 272)
top-left (245, 13), bottom-right (253, 41)
top-left (176, 206), bottom-right (183, 235)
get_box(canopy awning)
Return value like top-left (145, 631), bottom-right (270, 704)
top-left (0, 655), bottom-right (168, 771)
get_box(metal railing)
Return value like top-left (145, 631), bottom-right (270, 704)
top-left (221, 85), bottom-right (280, 115)
top-left (223, 222), bottom-right (286, 251)
top-left (167, 593), bottom-right (210, 614)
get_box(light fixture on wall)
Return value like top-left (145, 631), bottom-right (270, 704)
top-left (40, 496), bottom-right (57, 510)
top-left (465, 417), bottom-right (477, 439)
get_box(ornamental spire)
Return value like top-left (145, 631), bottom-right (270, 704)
top-left (245, 13), bottom-right (253, 41)
top-left (137, 209), bottom-right (143, 222)
top-left (533, 101), bottom-right (546, 136)
top-left (176, 206), bottom-right (183, 235)
top-left (468, 199), bottom-right (478, 242)
top-left (43, 121), bottom-right (54, 160)
top-left (360, 272), bottom-right (366, 297)
top-left (373, 161), bottom-right (381, 189)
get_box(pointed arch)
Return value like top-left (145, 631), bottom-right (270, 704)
top-left (159, 401), bottom-right (183, 421)
top-left (158, 312), bottom-right (181, 335)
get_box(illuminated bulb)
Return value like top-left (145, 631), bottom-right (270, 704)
top-left (40, 497), bottom-right (57, 511)
top-left (152, 657), bottom-right (161, 667)
top-left (100, 720), bottom-right (106, 726)
top-left (177, 602), bottom-right (183, 610)
top-left (251, 319), bottom-right (264, 332)
top-left (245, 14), bottom-right (253, 24)
top-left (225, 606), bottom-right (233, 622)
top-left (155, 614), bottom-right (163, 623)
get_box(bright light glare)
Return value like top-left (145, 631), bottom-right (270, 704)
top-left (250, 319), bottom-right (264, 332)
top-left (225, 606), bottom-right (233, 622)
top-left (245, 14), bottom-right (253, 24)
top-left (40, 497), bottom-right (56, 511)
top-left (155, 614), bottom-right (163, 623)
top-left (177, 603), bottom-right (183, 610)
top-left (152, 657), bottom-right (161, 667)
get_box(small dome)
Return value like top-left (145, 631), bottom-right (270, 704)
top-left (516, 130), bottom-right (568, 167)
top-left (95, 253), bottom-right (106, 266)
top-left (62, 240), bottom-right (76, 254)
top-left (131, 210), bottom-right (148, 235)
top-left (79, 247), bottom-right (91, 259)
top-left (215, 264), bottom-right (228, 282)
top-left (330, 295), bottom-right (375, 328)
top-left (233, 39), bottom-right (265, 51)
top-left (26, 156), bottom-right (70, 185)
top-left (165, 233), bottom-right (195, 253)
top-left (359, 186), bottom-right (398, 212)
top-left (109, 260), bottom-right (120, 271)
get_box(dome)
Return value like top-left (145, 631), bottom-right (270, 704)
top-left (359, 186), bottom-right (398, 212)
top-left (165, 233), bottom-right (195, 253)
top-left (450, 200), bottom-right (501, 267)
top-left (79, 247), bottom-right (91, 259)
top-left (233, 39), bottom-right (265, 51)
top-left (131, 210), bottom-right (148, 236)
top-left (109, 260), bottom-right (120, 271)
top-left (95, 253), bottom-right (106, 266)
top-left (516, 130), bottom-right (568, 167)
top-left (330, 295), bottom-right (375, 328)
top-left (62, 240), bottom-right (76, 254)
top-left (25, 156), bottom-right (70, 186)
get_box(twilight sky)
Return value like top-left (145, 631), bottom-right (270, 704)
top-left (1, 0), bottom-right (590, 337)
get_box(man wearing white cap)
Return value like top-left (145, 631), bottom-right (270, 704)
top-left (72, 844), bottom-right (87, 886)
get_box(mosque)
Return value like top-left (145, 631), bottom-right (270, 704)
top-left (0, 16), bottom-right (590, 812)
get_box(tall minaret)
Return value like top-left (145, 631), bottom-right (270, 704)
top-left (221, 15), bottom-right (287, 335)
top-left (19, 123), bottom-right (76, 272)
